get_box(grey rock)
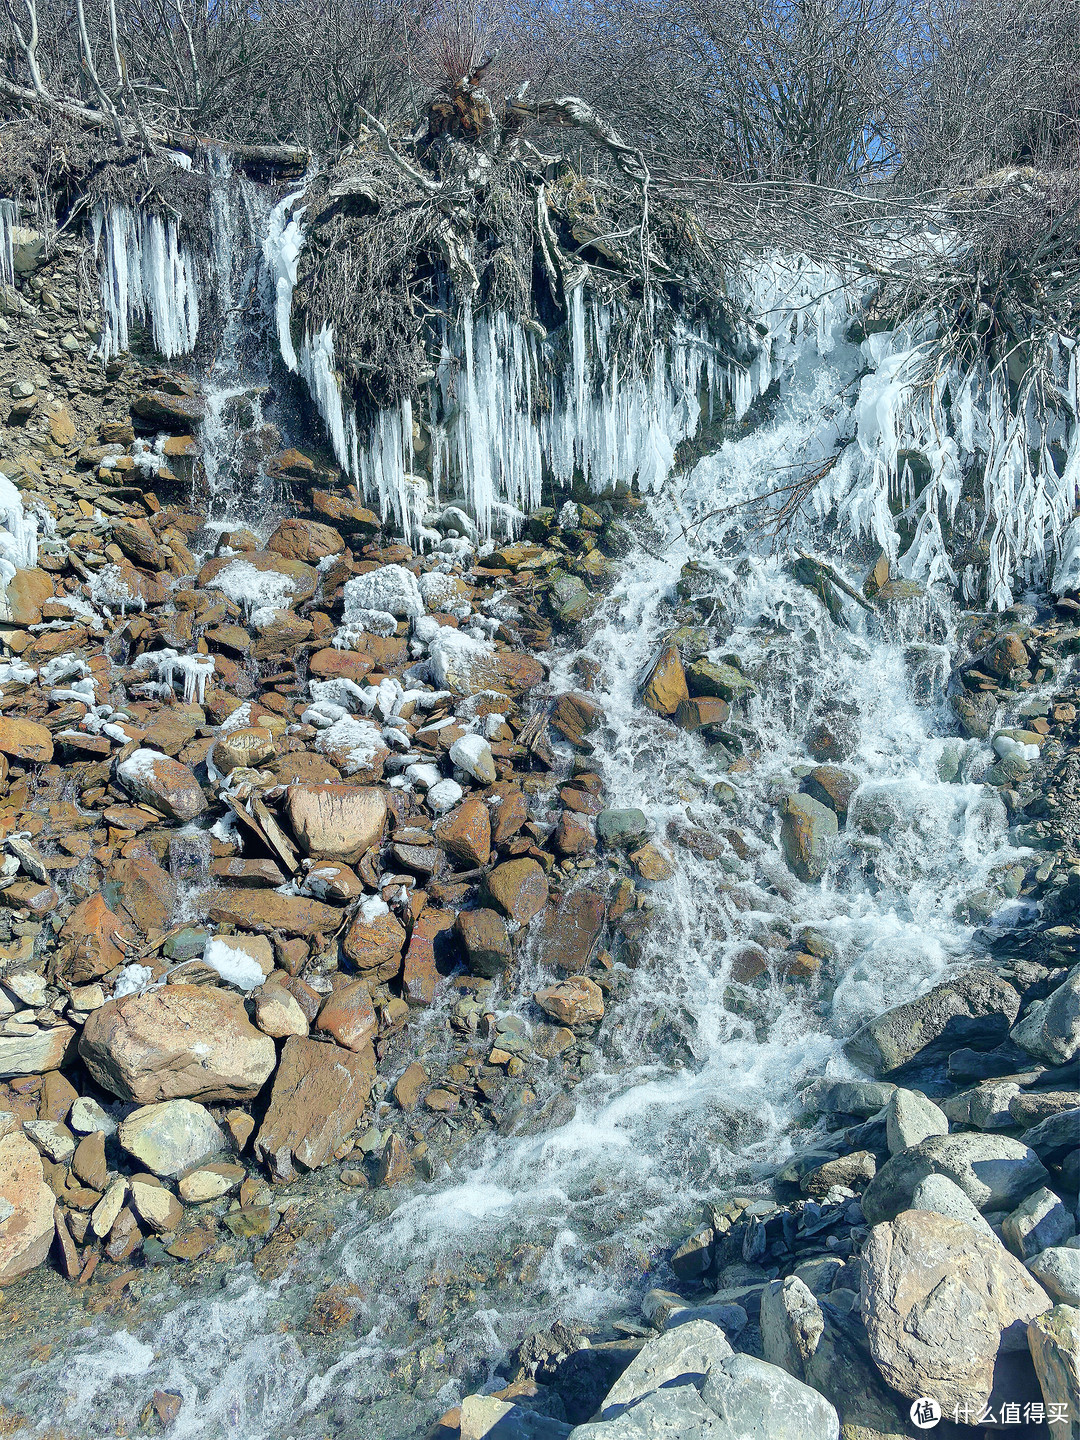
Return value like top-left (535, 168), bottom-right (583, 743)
top-left (910, 1174), bottom-right (996, 1237)
top-left (941, 1078), bottom-right (1020, 1129)
top-left (701, 1352), bottom-right (839, 1440)
top-left (601, 1318), bottom-right (732, 1419)
top-left (885, 1088), bottom-right (948, 1154)
top-left (806, 1078), bottom-right (895, 1117)
top-left (844, 967), bottom-right (1020, 1075)
top-left (791, 1257), bottom-right (844, 1298)
top-left (596, 809), bottom-right (649, 849)
top-left (1027, 1247), bottom-right (1080, 1305)
top-left (861, 1209), bottom-right (1052, 1411)
top-left (22, 1119), bottom-right (74, 1163)
top-left (1020, 1107), bottom-right (1080, 1162)
top-left (68, 1095), bottom-right (116, 1136)
top-left (1002, 1187), bottom-right (1076, 1261)
top-left (1012, 963), bottom-right (1080, 1064)
top-left (760, 1276), bottom-right (909, 1440)
top-left (862, 1132), bottom-right (1049, 1224)
top-left (117, 1099), bottom-right (225, 1178)
top-left (459, 1395), bottom-right (573, 1440)
top-left (571, 1385), bottom-right (724, 1439)
top-left (1009, 1089), bottom-right (1080, 1127)
top-left (667, 1303), bottom-right (748, 1340)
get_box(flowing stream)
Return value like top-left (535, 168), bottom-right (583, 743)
top-left (0, 220), bottom-right (1045, 1439)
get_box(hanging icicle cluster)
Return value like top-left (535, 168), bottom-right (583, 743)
top-left (93, 203), bottom-right (200, 359)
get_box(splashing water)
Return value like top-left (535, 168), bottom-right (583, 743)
top-left (0, 260), bottom-right (1044, 1440)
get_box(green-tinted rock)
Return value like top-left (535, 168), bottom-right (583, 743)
top-left (596, 808), bottom-right (648, 848)
top-left (163, 927), bottom-right (209, 961)
top-left (686, 658), bottom-right (757, 701)
top-left (780, 794), bottom-right (837, 883)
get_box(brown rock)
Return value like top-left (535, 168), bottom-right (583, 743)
top-left (534, 977), bottom-right (604, 1025)
top-left (642, 644), bottom-right (688, 716)
top-left (285, 783), bottom-right (386, 863)
top-left (486, 783), bottom-right (529, 844)
top-left (394, 1063), bottom-right (428, 1110)
top-left (79, 985), bottom-right (276, 1104)
top-left (0, 716), bottom-right (53, 764)
top-left (59, 895), bottom-right (134, 982)
top-left (402, 907), bottom-right (455, 1005)
top-left (674, 697), bottom-right (730, 732)
top-left (267, 518), bottom-right (344, 564)
top-left (254, 1035), bottom-right (375, 1177)
top-left (804, 765), bottom-right (859, 820)
top-left (539, 888), bottom-right (605, 974)
top-left (456, 908), bottom-right (512, 977)
top-left (311, 491), bottom-right (381, 536)
top-left (342, 908), bottom-right (406, 980)
top-left (210, 857), bottom-right (287, 888)
top-left (553, 812), bottom-right (594, 856)
top-left (486, 859), bottom-right (548, 925)
top-left (253, 984), bottom-right (309, 1039)
top-left (111, 842), bottom-right (177, 933)
top-left (72, 1130), bottom-right (108, 1191)
top-left (442, 649), bottom-right (546, 698)
top-left (630, 842), bottom-right (674, 881)
top-left (132, 390), bottom-right (206, 430)
top-left (986, 633), bottom-right (1029, 678)
top-left (208, 889), bottom-right (341, 937)
top-left (213, 727), bottom-right (276, 775)
top-left (4, 568), bottom-right (53, 626)
top-left (117, 749), bottom-right (206, 822)
top-left (375, 1133), bottom-right (414, 1186)
top-left (301, 861), bottom-right (364, 903)
top-left (550, 692), bottom-right (603, 748)
top-left (315, 981), bottom-right (376, 1051)
top-left (269, 751), bottom-right (342, 785)
top-left (307, 648), bottom-right (375, 685)
top-left (113, 517), bottom-right (167, 570)
top-left (0, 1131), bottom-right (56, 1282)
top-left (434, 799), bottom-right (491, 868)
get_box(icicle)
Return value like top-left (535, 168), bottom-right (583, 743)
top-left (0, 199), bottom-right (16, 287)
top-left (94, 203), bottom-right (199, 359)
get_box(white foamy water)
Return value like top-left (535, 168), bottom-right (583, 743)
top-left (0, 261), bottom-right (1040, 1440)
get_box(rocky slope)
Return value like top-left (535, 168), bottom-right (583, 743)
top-left (0, 212), bottom-right (1077, 1440)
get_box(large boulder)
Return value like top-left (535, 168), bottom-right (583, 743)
top-left (0, 1131), bottom-right (56, 1283)
top-left (1027, 1247), bottom-right (1080, 1307)
top-left (284, 783), bottom-right (386, 863)
top-left (780, 794), bottom-right (837, 883)
top-left (59, 895), bottom-right (135, 982)
top-left (79, 985), bottom-right (276, 1103)
top-left (600, 1318), bottom-right (732, 1420)
top-left (117, 1099), bottom-right (226, 1177)
top-left (760, 1275), bottom-right (910, 1440)
top-left (862, 1132), bottom-right (1049, 1224)
top-left (844, 966), bottom-right (1020, 1075)
top-left (254, 1035), bottom-right (375, 1180)
top-left (701, 1353), bottom-right (839, 1440)
top-left (1011, 962), bottom-right (1080, 1064)
top-left (861, 1210), bottom-right (1052, 1411)
top-left (116, 748), bottom-right (207, 822)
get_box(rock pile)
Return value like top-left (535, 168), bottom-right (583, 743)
top-left (0, 226), bottom-right (668, 1289)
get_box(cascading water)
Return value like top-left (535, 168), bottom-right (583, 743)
top-left (0, 256), bottom-right (1047, 1440)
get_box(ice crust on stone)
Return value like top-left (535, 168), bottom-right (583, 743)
top-left (205, 560), bottom-right (295, 624)
top-left (202, 938), bottom-right (264, 992)
top-left (93, 204), bottom-right (200, 360)
top-left (314, 715), bottom-right (384, 773)
top-left (132, 648), bottom-right (216, 705)
top-left (0, 471), bottom-right (38, 592)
